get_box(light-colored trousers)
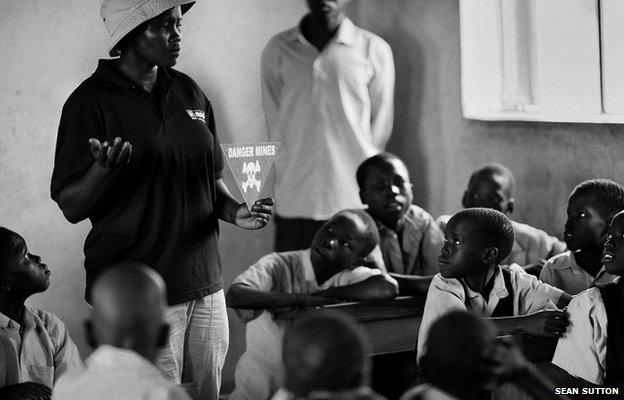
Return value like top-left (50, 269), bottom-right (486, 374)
top-left (157, 290), bottom-right (229, 400)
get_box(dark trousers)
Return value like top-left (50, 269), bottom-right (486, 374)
top-left (274, 215), bottom-right (327, 252)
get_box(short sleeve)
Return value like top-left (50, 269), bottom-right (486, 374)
top-left (232, 253), bottom-right (284, 291)
top-left (416, 274), bottom-right (466, 365)
top-left (320, 266), bottom-right (382, 289)
top-left (552, 287), bottom-right (607, 385)
top-left (512, 268), bottom-right (564, 314)
top-left (50, 91), bottom-right (101, 201)
top-left (539, 258), bottom-right (557, 285)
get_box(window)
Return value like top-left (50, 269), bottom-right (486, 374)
top-left (460, 0), bottom-right (624, 123)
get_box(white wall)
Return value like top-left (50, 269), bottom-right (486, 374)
top-left (0, 0), bottom-right (306, 390)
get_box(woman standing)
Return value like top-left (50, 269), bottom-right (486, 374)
top-left (50, 1), bottom-right (273, 399)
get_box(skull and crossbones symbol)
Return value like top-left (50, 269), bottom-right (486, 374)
top-left (242, 160), bottom-right (261, 193)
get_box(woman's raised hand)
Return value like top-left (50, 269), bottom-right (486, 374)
top-left (89, 137), bottom-right (132, 169)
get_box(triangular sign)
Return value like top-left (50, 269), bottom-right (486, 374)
top-left (221, 142), bottom-right (280, 211)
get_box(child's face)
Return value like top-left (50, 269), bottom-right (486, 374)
top-left (0, 239), bottom-right (50, 295)
top-left (438, 218), bottom-right (489, 279)
top-left (602, 213), bottom-right (624, 276)
top-left (564, 193), bottom-right (607, 251)
top-left (359, 159), bottom-right (413, 228)
top-left (462, 173), bottom-right (513, 215)
top-left (310, 213), bottom-right (371, 273)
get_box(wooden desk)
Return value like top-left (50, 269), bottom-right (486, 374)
top-left (275, 295), bottom-right (426, 356)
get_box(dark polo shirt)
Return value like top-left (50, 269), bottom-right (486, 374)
top-left (51, 59), bottom-right (224, 305)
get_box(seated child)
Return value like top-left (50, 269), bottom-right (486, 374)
top-left (271, 311), bottom-right (387, 400)
top-left (53, 262), bottom-right (191, 400)
top-left (0, 227), bottom-right (82, 389)
top-left (552, 210), bottom-right (624, 386)
top-left (437, 163), bottom-right (566, 270)
top-left (417, 208), bottom-right (572, 364)
top-left (357, 153), bottom-right (444, 294)
top-left (540, 179), bottom-right (623, 295)
top-left (226, 209), bottom-right (399, 400)
top-left (403, 311), bottom-right (571, 400)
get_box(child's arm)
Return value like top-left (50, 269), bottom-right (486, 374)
top-left (556, 292), bottom-right (572, 308)
top-left (489, 309), bottom-right (569, 337)
top-left (313, 275), bottom-right (399, 301)
top-left (389, 273), bottom-right (433, 295)
top-left (226, 283), bottom-right (334, 309)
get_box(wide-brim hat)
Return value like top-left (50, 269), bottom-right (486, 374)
top-left (101, 0), bottom-right (196, 57)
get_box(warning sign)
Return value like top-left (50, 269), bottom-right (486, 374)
top-left (221, 142), bottom-right (280, 211)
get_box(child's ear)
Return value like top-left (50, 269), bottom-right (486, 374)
top-left (84, 319), bottom-right (98, 349)
top-left (482, 247), bottom-right (499, 265)
top-left (506, 198), bottom-right (515, 215)
top-left (156, 323), bottom-right (170, 349)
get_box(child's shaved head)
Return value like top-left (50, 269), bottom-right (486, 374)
top-left (282, 311), bottom-right (369, 397)
top-left (570, 179), bottom-right (624, 221)
top-left (450, 208), bottom-right (515, 263)
top-left (88, 261), bottom-right (169, 362)
top-left (468, 163), bottom-right (514, 196)
top-left (421, 311), bottom-right (496, 396)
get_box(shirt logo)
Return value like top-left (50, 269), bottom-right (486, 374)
top-left (186, 109), bottom-right (206, 122)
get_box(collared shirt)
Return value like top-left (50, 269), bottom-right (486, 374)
top-left (261, 18), bottom-right (395, 220)
top-left (51, 60), bottom-right (224, 304)
top-left (416, 266), bottom-right (564, 363)
top-left (375, 205), bottom-right (443, 276)
top-left (229, 249), bottom-right (384, 400)
top-left (540, 251), bottom-right (619, 295)
top-left (552, 287), bottom-right (607, 385)
top-left (0, 307), bottom-right (82, 388)
top-left (436, 216), bottom-right (565, 267)
top-left (53, 345), bottom-right (191, 400)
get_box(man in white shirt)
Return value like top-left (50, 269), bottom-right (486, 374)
top-left (261, 0), bottom-right (395, 251)
top-left (53, 262), bottom-right (191, 400)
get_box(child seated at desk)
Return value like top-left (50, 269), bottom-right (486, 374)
top-left (540, 179), bottom-right (623, 294)
top-left (226, 209), bottom-right (398, 400)
top-left (357, 153), bottom-right (444, 294)
top-left (552, 210), bottom-right (624, 386)
top-left (437, 163), bottom-right (566, 272)
top-left (272, 312), bottom-right (386, 400)
top-left (53, 262), bottom-right (191, 400)
top-left (404, 311), bottom-right (571, 400)
top-left (0, 227), bottom-right (82, 390)
top-left (417, 208), bottom-right (571, 364)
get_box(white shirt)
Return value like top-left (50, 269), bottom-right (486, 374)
top-left (261, 18), bottom-right (395, 219)
top-left (229, 249), bottom-right (385, 400)
top-left (552, 287), bottom-right (608, 385)
top-left (0, 307), bottom-right (82, 388)
top-left (416, 266), bottom-right (564, 364)
top-left (540, 250), bottom-right (619, 295)
top-left (53, 345), bottom-right (191, 400)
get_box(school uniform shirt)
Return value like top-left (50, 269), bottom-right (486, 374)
top-left (540, 250), bottom-right (618, 295)
top-left (229, 249), bottom-right (386, 400)
top-left (416, 266), bottom-right (564, 364)
top-left (0, 307), bottom-right (82, 388)
top-left (261, 18), bottom-right (395, 220)
top-left (552, 287), bottom-right (607, 385)
top-left (51, 59), bottom-right (224, 305)
top-left (53, 345), bottom-right (191, 400)
top-left (374, 205), bottom-right (444, 276)
top-left (436, 216), bottom-right (565, 267)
